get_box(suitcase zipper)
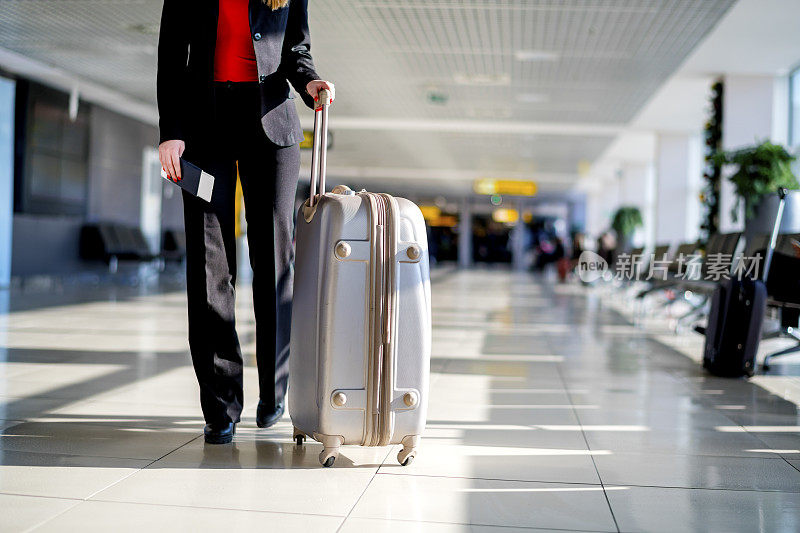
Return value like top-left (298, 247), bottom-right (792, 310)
top-left (377, 194), bottom-right (396, 447)
top-left (362, 193), bottom-right (381, 447)
top-left (360, 192), bottom-right (396, 447)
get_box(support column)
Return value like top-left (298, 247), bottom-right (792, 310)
top-left (585, 176), bottom-right (618, 239)
top-left (654, 133), bottom-right (704, 245)
top-left (720, 74), bottom-right (789, 232)
top-left (567, 197), bottom-right (586, 234)
top-left (0, 77), bottom-right (14, 288)
top-left (619, 162), bottom-right (656, 250)
top-left (457, 198), bottom-right (472, 269)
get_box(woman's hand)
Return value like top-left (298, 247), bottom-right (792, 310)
top-left (306, 80), bottom-right (335, 106)
top-left (159, 139), bottom-right (186, 181)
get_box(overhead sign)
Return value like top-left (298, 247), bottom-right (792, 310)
top-left (492, 208), bottom-right (519, 224)
top-left (473, 178), bottom-right (537, 197)
top-left (418, 205), bottom-right (441, 221)
top-left (428, 215), bottom-right (457, 228)
top-left (299, 130), bottom-right (333, 150)
top-left (419, 206), bottom-right (457, 227)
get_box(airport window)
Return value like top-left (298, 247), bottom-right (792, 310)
top-left (15, 82), bottom-right (89, 216)
top-left (791, 67), bottom-right (800, 147)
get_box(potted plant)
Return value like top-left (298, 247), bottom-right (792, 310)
top-left (611, 206), bottom-right (643, 250)
top-left (713, 140), bottom-right (798, 221)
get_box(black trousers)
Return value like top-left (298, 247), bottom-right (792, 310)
top-left (182, 81), bottom-right (300, 424)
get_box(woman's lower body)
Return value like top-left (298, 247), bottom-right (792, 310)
top-left (181, 81), bottom-right (300, 430)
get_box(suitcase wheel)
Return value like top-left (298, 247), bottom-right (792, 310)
top-left (397, 448), bottom-right (416, 466)
top-left (319, 448), bottom-right (339, 467)
top-left (315, 433), bottom-right (343, 467)
top-left (292, 426), bottom-right (307, 447)
top-left (398, 435), bottom-right (419, 466)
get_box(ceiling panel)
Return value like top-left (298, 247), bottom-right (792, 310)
top-left (0, 0), bottom-right (736, 192)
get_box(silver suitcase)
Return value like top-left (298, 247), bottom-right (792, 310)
top-left (288, 90), bottom-right (431, 467)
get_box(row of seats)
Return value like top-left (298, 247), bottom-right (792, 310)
top-left (625, 229), bottom-right (800, 372)
top-left (79, 223), bottom-right (186, 266)
top-left (630, 232), bottom-right (745, 295)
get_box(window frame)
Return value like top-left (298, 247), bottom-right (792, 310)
top-left (14, 81), bottom-right (90, 216)
top-left (789, 65), bottom-right (800, 148)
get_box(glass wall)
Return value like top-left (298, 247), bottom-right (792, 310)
top-left (790, 67), bottom-right (800, 147)
top-left (0, 76), bottom-right (14, 287)
top-left (15, 82), bottom-right (90, 216)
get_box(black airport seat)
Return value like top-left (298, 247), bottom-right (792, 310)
top-left (162, 229), bottom-right (186, 262)
top-left (80, 222), bottom-right (157, 264)
top-left (678, 232), bottom-right (742, 293)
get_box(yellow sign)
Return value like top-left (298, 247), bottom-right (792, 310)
top-left (473, 178), bottom-right (537, 197)
top-left (299, 130), bottom-right (314, 149)
top-left (419, 205), bottom-right (442, 221)
top-left (473, 179), bottom-right (496, 195)
top-left (299, 130), bottom-right (333, 150)
top-left (492, 208), bottom-right (519, 224)
top-left (428, 215), bottom-right (458, 228)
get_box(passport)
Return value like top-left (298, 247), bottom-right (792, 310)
top-left (161, 158), bottom-right (215, 202)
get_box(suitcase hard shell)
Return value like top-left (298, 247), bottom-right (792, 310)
top-left (288, 90), bottom-right (431, 467)
top-left (703, 278), bottom-right (767, 377)
top-left (702, 188), bottom-right (787, 377)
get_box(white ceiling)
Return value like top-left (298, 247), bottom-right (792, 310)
top-left (586, 0), bottom-right (800, 186)
top-left (0, 0), bottom-right (736, 194)
top-left (681, 0), bottom-right (800, 76)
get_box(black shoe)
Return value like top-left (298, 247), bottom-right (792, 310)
top-left (204, 422), bottom-right (236, 444)
top-left (256, 400), bottom-right (285, 429)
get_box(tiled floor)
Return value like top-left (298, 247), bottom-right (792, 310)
top-left (1, 269), bottom-right (799, 532)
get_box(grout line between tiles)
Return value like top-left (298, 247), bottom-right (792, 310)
top-left (0, 492), bottom-right (83, 502)
top-left (599, 482), bottom-right (800, 494)
top-left (62, 497), bottom-right (350, 520)
top-left (557, 363), bottom-right (621, 533)
top-left (86, 434), bottom-right (203, 500)
top-left (376, 471), bottom-right (604, 486)
top-left (740, 425), bottom-right (800, 477)
top-left (334, 445), bottom-right (394, 533)
top-left (21, 500), bottom-right (84, 533)
top-left (0, 445), bottom-right (181, 463)
top-left (18, 493), bottom-right (352, 531)
top-left (339, 514), bottom-right (615, 533)
top-left (25, 434), bottom-right (205, 531)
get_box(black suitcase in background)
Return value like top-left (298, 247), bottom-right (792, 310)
top-left (703, 278), bottom-right (767, 377)
top-left (702, 189), bottom-right (787, 377)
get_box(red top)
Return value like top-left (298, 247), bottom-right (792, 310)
top-left (214, 0), bottom-right (258, 82)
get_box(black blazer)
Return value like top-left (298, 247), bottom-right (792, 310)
top-left (157, 0), bottom-right (320, 147)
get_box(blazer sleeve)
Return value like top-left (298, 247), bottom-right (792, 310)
top-left (278, 0), bottom-right (320, 110)
top-left (157, 0), bottom-right (189, 144)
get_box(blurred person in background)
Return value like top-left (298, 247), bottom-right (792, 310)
top-left (571, 232), bottom-right (585, 263)
top-left (157, 0), bottom-right (334, 444)
top-left (596, 230), bottom-right (617, 265)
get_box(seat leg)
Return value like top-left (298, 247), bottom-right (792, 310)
top-left (762, 327), bottom-right (800, 371)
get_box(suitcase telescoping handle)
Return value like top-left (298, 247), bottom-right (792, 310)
top-left (762, 187), bottom-right (787, 285)
top-left (308, 89), bottom-right (332, 207)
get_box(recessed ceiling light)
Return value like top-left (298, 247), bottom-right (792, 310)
top-left (516, 93), bottom-right (549, 104)
top-left (515, 50), bottom-right (559, 62)
top-left (454, 73), bottom-right (511, 86)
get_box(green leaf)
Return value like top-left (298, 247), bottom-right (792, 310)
top-left (716, 140), bottom-right (799, 221)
